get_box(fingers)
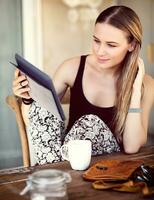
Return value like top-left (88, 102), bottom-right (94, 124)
top-left (138, 57), bottom-right (145, 75)
top-left (13, 86), bottom-right (31, 99)
top-left (13, 75), bottom-right (27, 87)
top-left (12, 69), bottom-right (31, 99)
top-left (13, 69), bottom-right (27, 87)
top-left (133, 57), bottom-right (145, 89)
top-left (14, 68), bottom-right (20, 79)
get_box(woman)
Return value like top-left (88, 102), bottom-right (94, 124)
top-left (13, 6), bottom-right (154, 164)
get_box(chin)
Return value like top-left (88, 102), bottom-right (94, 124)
top-left (97, 59), bottom-right (111, 68)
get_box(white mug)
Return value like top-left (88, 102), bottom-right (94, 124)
top-left (60, 140), bottom-right (92, 170)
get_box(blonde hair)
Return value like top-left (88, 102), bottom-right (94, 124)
top-left (95, 6), bottom-right (142, 143)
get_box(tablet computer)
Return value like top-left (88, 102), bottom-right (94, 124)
top-left (11, 53), bottom-right (65, 121)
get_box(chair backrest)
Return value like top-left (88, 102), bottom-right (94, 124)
top-left (6, 95), bottom-right (30, 167)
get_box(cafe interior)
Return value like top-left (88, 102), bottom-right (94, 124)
top-left (0, 0), bottom-right (154, 199)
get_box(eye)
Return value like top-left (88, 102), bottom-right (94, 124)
top-left (94, 39), bottom-right (100, 44)
top-left (107, 43), bottom-right (117, 47)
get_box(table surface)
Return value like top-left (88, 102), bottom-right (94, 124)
top-left (0, 145), bottom-right (154, 200)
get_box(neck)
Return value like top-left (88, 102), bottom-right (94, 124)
top-left (98, 67), bottom-right (118, 78)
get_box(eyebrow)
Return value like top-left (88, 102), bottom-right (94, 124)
top-left (93, 35), bottom-right (119, 44)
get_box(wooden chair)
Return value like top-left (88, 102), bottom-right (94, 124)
top-left (6, 95), bottom-right (30, 167)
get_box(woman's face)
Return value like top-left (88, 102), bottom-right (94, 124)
top-left (92, 23), bottom-right (133, 69)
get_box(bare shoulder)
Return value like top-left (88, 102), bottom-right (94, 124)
top-left (53, 56), bottom-right (81, 87)
top-left (61, 56), bottom-right (81, 73)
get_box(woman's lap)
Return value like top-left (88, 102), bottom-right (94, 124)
top-left (64, 114), bottom-right (120, 155)
top-left (28, 101), bottom-right (120, 164)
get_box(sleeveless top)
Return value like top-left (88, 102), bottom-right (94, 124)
top-left (66, 55), bottom-right (116, 134)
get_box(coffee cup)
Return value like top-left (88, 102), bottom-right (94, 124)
top-left (60, 140), bottom-right (92, 170)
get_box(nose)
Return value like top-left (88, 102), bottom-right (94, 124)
top-left (97, 45), bottom-right (107, 56)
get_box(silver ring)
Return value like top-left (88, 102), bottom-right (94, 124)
top-left (20, 82), bottom-right (23, 87)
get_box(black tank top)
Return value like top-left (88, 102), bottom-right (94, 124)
top-left (66, 55), bottom-right (116, 133)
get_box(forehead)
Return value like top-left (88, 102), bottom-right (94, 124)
top-left (94, 23), bottom-right (129, 43)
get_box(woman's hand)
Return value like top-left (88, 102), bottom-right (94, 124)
top-left (130, 57), bottom-right (145, 109)
top-left (12, 69), bottom-right (31, 99)
top-left (133, 57), bottom-right (145, 90)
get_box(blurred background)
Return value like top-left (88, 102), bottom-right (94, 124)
top-left (0, 0), bottom-right (154, 169)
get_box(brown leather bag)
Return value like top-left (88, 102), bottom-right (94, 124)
top-left (83, 159), bottom-right (143, 181)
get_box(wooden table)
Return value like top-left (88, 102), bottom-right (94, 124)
top-left (0, 145), bottom-right (154, 200)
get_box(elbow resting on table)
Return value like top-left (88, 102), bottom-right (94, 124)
top-left (124, 139), bottom-right (147, 154)
top-left (124, 145), bottom-right (140, 154)
top-left (123, 131), bottom-right (147, 154)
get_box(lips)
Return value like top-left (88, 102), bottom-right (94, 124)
top-left (97, 57), bottom-right (110, 63)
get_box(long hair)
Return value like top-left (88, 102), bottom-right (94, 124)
top-left (95, 6), bottom-right (142, 143)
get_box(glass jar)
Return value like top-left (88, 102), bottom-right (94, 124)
top-left (22, 169), bottom-right (71, 200)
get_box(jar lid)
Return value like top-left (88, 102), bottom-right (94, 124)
top-left (29, 169), bottom-right (71, 186)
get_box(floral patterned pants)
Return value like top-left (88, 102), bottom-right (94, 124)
top-left (28, 101), bottom-right (120, 165)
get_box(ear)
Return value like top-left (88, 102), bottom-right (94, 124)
top-left (128, 46), bottom-right (134, 52)
top-left (128, 40), bottom-right (136, 52)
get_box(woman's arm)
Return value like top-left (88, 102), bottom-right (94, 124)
top-left (123, 59), bottom-right (154, 153)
